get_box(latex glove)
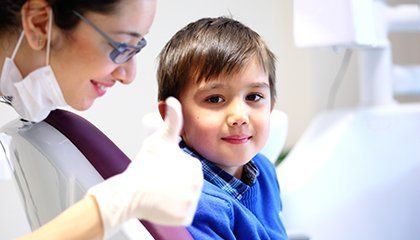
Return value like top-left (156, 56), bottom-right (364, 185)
top-left (88, 97), bottom-right (203, 238)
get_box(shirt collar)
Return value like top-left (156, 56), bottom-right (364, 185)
top-left (179, 141), bottom-right (259, 200)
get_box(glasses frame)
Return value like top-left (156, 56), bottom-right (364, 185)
top-left (73, 10), bottom-right (146, 64)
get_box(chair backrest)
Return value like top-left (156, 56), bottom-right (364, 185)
top-left (45, 109), bottom-right (192, 240)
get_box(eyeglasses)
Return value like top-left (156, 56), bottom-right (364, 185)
top-left (73, 11), bottom-right (147, 64)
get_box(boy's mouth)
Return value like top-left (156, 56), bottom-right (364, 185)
top-left (221, 135), bottom-right (252, 144)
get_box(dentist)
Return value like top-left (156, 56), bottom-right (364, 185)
top-left (0, 0), bottom-right (203, 239)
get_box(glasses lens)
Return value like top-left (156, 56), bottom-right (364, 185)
top-left (111, 49), bottom-right (131, 64)
top-left (138, 38), bottom-right (147, 49)
top-left (110, 39), bottom-right (147, 64)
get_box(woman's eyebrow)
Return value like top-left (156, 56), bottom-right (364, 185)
top-left (113, 31), bottom-right (143, 39)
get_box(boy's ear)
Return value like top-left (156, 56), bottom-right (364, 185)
top-left (270, 100), bottom-right (276, 111)
top-left (21, 0), bottom-right (51, 50)
top-left (158, 100), bottom-right (186, 138)
top-left (158, 101), bottom-right (166, 120)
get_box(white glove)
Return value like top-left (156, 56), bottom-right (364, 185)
top-left (88, 97), bottom-right (203, 238)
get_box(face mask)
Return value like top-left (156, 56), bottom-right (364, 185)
top-left (0, 11), bottom-right (67, 123)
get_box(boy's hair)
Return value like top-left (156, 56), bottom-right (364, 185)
top-left (157, 17), bottom-right (277, 105)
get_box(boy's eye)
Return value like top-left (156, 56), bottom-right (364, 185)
top-left (246, 93), bottom-right (263, 102)
top-left (205, 96), bottom-right (224, 104)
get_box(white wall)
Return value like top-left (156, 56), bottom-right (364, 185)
top-left (1, 0), bottom-right (418, 157)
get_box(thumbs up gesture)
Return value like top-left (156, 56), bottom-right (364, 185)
top-left (88, 97), bottom-right (203, 237)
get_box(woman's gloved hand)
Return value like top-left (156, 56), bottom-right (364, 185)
top-left (87, 97), bottom-right (203, 237)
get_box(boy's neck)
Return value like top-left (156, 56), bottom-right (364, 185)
top-left (180, 140), bottom-right (245, 179)
top-left (220, 165), bottom-right (244, 179)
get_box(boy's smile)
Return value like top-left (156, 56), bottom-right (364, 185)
top-left (221, 135), bottom-right (252, 144)
top-left (179, 57), bottom-right (272, 178)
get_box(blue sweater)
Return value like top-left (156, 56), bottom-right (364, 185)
top-left (187, 154), bottom-right (287, 240)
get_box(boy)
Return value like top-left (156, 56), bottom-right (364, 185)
top-left (157, 17), bottom-right (287, 240)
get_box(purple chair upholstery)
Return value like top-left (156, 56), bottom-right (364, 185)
top-left (45, 109), bottom-right (193, 240)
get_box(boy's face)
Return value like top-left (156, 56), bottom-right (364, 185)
top-left (179, 58), bottom-right (272, 178)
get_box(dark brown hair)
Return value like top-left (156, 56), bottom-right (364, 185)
top-left (0, 0), bottom-right (120, 36)
top-left (157, 17), bottom-right (277, 106)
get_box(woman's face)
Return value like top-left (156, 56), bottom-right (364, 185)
top-left (51, 0), bottom-right (156, 110)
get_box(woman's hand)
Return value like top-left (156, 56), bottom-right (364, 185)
top-left (88, 97), bottom-right (203, 237)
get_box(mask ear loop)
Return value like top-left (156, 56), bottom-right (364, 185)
top-left (46, 9), bottom-right (53, 66)
top-left (11, 8), bottom-right (53, 63)
top-left (11, 32), bottom-right (25, 60)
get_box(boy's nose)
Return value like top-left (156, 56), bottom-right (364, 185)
top-left (227, 103), bottom-right (249, 127)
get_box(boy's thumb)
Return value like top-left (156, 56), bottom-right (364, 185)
top-left (160, 97), bottom-right (183, 142)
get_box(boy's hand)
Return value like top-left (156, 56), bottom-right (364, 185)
top-left (88, 97), bottom-right (203, 237)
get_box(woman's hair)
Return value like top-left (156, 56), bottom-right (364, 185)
top-left (157, 17), bottom-right (277, 105)
top-left (0, 0), bottom-right (120, 36)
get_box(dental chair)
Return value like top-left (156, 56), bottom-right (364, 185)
top-left (0, 109), bottom-right (191, 240)
top-left (0, 108), bottom-right (288, 239)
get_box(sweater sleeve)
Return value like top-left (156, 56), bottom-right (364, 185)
top-left (187, 185), bottom-right (236, 240)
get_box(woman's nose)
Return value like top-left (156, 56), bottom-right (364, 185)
top-left (227, 102), bottom-right (249, 127)
top-left (111, 58), bottom-right (137, 85)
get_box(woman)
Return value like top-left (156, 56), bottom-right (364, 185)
top-left (0, 0), bottom-right (203, 239)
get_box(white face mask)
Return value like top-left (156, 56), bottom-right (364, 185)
top-left (0, 11), bottom-right (67, 123)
